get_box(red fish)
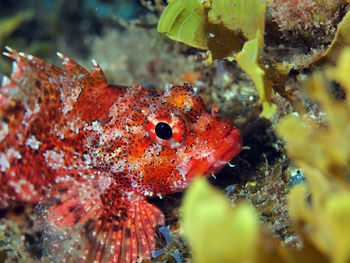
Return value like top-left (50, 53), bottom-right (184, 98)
top-left (0, 47), bottom-right (241, 262)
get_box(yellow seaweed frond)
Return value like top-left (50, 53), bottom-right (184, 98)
top-left (277, 47), bottom-right (350, 263)
top-left (328, 46), bottom-right (350, 95)
top-left (277, 49), bottom-right (350, 180)
top-left (182, 47), bottom-right (350, 263)
top-left (182, 177), bottom-right (259, 263)
top-left (207, 0), bottom-right (265, 46)
top-left (181, 178), bottom-right (327, 263)
top-left (236, 30), bottom-right (277, 118)
top-left (158, 0), bottom-right (286, 117)
top-left (318, 8), bottom-right (350, 62)
top-left (289, 185), bottom-right (350, 263)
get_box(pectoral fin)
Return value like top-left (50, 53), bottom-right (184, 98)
top-left (35, 177), bottom-right (164, 262)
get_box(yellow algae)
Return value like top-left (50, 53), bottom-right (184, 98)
top-left (158, 1), bottom-right (350, 119)
top-left (208, 0), bottom-right (265, 44)
top-left (277, 74), bottom-right (350, 178)
top-left (277, 47), bottom-right (350, 263)
top-left (236, 31), bottom-right (276, 118)
top-left (289, 185), bottom-right (350, 263)
top-left (319, 9), bottom-right (350, 61)
top-left (182, 178), bottom-right (259, 263)
top-left (327, 47), bottom-right (350, 96)
top-left (158, 0), bottom-right (285, 117)
top-left (182, 47), bottom-right (350, 263)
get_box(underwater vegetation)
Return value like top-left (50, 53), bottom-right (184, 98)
top-left (158, 0), bottom-right (350, 117)
top-left (0, 10), bottom-right (33, 44)
top-left (1, 0), bottom-right (350, 262)
top-left (158, 0), bottom-right (276, 117)
top-left (155, 0), bottom-right (350, 261)
top-left (181, 46), bottom-right (350, 263)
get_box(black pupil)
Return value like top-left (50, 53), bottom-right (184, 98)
top-left (155, 122), bottom-right (173, 140)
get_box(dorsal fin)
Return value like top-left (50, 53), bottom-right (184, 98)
top-left (2, 47), bottom-right (62, 107)
top-left (56, 52), bottom-right (106, 84)
top-left (1, 47), bottom-right (108, 109)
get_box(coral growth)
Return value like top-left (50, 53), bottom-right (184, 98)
top-left (270, 0), bottom-right (345, 33)
top-left (270, 0), bottom-right (315, 31)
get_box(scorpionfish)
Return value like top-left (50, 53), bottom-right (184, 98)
top-left (0, 47), bottom-right (242, 263)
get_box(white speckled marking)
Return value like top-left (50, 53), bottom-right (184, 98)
top-left (0, 122), bottom-right (8, 142)
top-left (43, 150), bottom-right (65, 170)
top-left (0, 148), bottom-right (21, 172)
top-left (25, 135), bottom-right (41, 150)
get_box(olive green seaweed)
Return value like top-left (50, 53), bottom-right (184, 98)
top-left (0, 10), bottom-right (33, 43)
top-left (157, 0), bottom-right (209, 50)
top-left (157, 0), bottom-right (265, 61)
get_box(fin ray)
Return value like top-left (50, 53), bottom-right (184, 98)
top-left (1, 47), bottom-right (108, 109)
top-left (35, 177), bottom-right (164, 263)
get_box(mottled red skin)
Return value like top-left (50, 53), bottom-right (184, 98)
top-left (0, 48), bottom-right (241, 263)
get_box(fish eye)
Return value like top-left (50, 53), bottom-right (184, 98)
top-left (145, 111), bottom-right (186, 148)
top-left (155, 122), bottom-right (172, 140)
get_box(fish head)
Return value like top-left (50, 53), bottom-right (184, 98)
top-left (141, 84), bottom-right (242, 194)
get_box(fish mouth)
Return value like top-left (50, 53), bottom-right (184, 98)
top-left (186, 128), bottom-right (242, 179)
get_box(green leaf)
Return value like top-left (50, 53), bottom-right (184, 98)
top-left (157, 0), bottom-right (210, 49)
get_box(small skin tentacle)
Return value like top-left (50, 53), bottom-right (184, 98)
top-left (228, 161), bottom-right (236, 167)
top-left (241, 146), bottom-right (251, 151)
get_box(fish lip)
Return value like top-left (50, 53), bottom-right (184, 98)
top-left (186, 128), bottom-right (242, 179)
top-left (206, 139), bottom-right (242, 174)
